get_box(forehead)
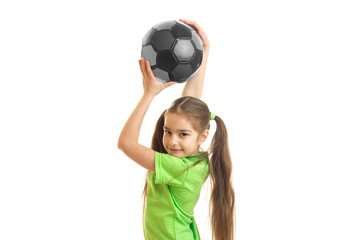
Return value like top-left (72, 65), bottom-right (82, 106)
top-left (164, 113), bottom-right (196, 131)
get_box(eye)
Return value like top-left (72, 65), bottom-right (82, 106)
top-left (164, 130), bottom-right (171, 135)
top-left (180, 133), bottom-right (188, 137)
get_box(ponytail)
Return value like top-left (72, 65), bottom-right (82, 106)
top-left (208, 115), bottom-right (235, 240)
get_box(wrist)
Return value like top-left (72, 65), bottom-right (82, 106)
top-left (142, 92), bottom-right (155, 102)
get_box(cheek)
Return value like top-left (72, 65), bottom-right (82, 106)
top-left (185, 137), bottom-right (198, 148)
top-left (162, 134), bottom-right (171, 146)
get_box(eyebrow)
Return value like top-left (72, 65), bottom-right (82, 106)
top-left (163, 126), bottom-right (192, 133)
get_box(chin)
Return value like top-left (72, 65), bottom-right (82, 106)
top-left (166, 150), bottom-right (186, 158)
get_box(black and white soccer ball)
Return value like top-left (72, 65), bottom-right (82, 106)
top-left (141, 20), bottom-right (203, 83)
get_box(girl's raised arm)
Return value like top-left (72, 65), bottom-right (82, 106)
top-left (180, 19), bottom-right (210, 99)
top-left (117, 58), bottom-right (175, 172)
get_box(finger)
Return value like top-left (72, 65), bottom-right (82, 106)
top-left (180, 19), bottom-right (201, 32)
top-left (179, 18), bottom-right (190, 24)
top-left (138, 59), bottom-right (145, 76)
top-left (139, 58), bottom-right (145, 75)
top-left (141, 58), bottom-right (149, 78)
top-left (196, 28), bottom-right (206, 39)
top-left (179, 19), bottom-right (194, 25)
top-left (145, 60), bottom-right (153, 78)
top-left (179, 19), bottom-right (195, 28)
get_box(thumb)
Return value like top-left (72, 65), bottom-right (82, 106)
top-left (161, 81), bottom-right (176, 90)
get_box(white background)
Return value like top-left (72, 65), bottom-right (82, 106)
top-left (1, 0), bottom-right (359, 239)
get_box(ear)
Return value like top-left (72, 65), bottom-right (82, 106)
top-left (198, 129), bottom-right (209, 145)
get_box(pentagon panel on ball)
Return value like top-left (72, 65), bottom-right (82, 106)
top-left (141, 20), bottom-right (203, 83)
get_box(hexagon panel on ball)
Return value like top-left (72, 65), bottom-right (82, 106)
top-left (173, 39), bottom-right (195, 62)
top-left (150, 30), bottom-right (174, 52)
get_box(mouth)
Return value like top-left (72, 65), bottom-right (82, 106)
top-left (169, 148), bottom-right (183, 152)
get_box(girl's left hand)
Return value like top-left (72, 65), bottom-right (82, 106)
top-left (138, 57), bottom-right (175, 97)
top-left (179, 19), bottom-right (210, 53)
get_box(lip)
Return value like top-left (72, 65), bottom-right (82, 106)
top-left (169, 148), bottom-right (183, 152)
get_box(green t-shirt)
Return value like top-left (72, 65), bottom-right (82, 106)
top-left (144, 151), bottom-right (209, 240)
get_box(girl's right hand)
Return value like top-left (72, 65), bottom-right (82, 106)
top-left (138, 57), bottom-right (175, 97)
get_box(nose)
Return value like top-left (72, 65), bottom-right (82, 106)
top-left (168, 135), bottom-right (178, 146)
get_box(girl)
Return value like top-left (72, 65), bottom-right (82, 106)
top-left (118, 19), bottom-right (235, 240)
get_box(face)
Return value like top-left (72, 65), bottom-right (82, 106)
top-left (163, 113), bottom-right (209, 158)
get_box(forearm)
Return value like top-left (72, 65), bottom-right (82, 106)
top-left (117, 58), bottom-right (173, 172)
top-left (118, 94), bottom-right (154, 147)
top-left (182, 50), bottom-right (209, 98)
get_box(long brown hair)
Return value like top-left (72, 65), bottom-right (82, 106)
top-left (142, 96), bottom-right (235, 240)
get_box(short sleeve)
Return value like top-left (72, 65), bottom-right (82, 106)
top-left (154, 152), bottom-right (190, 186)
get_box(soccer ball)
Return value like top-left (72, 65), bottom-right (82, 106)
top-left (141, 20), bottom-right (203, 83)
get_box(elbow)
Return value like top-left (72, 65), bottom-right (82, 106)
top-left (117, 138), bottom-right (126, 151)
top-left (118, 138), bottom-right (136, 152)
